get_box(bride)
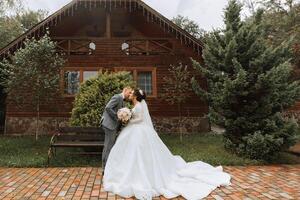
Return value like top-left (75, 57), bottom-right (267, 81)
top-left (103, 89), bottom-right (231, 200)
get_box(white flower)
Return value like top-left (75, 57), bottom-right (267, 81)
top-left (117, 107), bottom-right (132, 124)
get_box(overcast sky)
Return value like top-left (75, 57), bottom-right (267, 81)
top-left (23, 0), bottom-right (249, 31)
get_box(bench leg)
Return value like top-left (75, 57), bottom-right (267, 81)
top-left (47, 147), bottom-right (52, 165)
top-left (47, 147), bottom-right (56, 165)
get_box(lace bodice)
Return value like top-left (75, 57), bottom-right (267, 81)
top-left (130, 102), bottom-right (143, 124)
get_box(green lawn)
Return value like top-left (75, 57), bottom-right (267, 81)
top-left (161, 134), bottom-right (300, 166)
top-left (0, 133), bottom-right (299, 167)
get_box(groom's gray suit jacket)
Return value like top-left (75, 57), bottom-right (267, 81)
top-left (101, 93), bottom-right (124, 130)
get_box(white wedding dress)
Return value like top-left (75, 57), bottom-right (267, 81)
top-left (103, 100), bottom-right (231, 200)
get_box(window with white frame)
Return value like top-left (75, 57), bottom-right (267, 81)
top-left (137, 72), bottom-right (152, 95)
top-left (114, 67), bottom-right (157, 97)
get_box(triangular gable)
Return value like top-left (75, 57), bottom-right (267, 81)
top-left (0, 0), bottom-right (203, 58)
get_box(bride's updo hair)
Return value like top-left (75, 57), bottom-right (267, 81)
top-left (133, 89), bottom-right (146, 102)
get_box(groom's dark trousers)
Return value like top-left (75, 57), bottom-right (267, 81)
top-left (101, 127), bottom-right (118, 170)
top-left (101, 93), bottom-right (124, 170)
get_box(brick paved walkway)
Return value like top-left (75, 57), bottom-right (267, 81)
top-left (0, 165), bottom-right (299, 200)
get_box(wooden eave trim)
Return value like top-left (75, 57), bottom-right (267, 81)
top-left (0, 0), bottom-right (203, 58)
top-left (0, 0), bottom-right (79, 57)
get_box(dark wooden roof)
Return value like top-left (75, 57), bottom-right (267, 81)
top-left (0, 0), bottom-right (203, 58)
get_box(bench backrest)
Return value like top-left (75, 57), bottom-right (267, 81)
top-left (58, 127), bottom-right (104, 134)
top-left (57, 127), bottom-right (105, 141)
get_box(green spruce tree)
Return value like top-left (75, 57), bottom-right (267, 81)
top-left (192, 0), bottom-right (300, 159)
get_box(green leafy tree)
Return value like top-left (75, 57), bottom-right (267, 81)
top-left (0, 0), bottom-right (47, 132)
top-left (172, 15), bottom-right (205, 39)
top-left (0, 0), bottom-right (22, 48)
top-left (255, 0), bottom-right (296, 12)
top-left (16, 9), bottom-right (48, 31)
top-left (261, 1), bottom-right (300, 66)
top-left (0, 0), bottom-right (22, 129)
top-left (0, 34), bottom-right (65, 140)
top-left (191, 0), bottom-right (300, 159)
top-left (70, 72), bottom-right (135, 127)
top-left (244, 0), bottom-right (300, 66)
top-left (0, 0), bottom-right (22, 15)
top-left (0, 0), bottom-right (47, 48)
top-left (0, 16), bottom-right (23, 48)
top-left (162, 63), bottom-right (192, 141)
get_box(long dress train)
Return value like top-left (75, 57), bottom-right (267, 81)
top-left (103, 100), bottom-right (231, 200)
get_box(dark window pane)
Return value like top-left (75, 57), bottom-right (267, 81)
top-left (64, 71), bottom-right (80, 95)
top-left (137, 72), bottom-right (152, 95)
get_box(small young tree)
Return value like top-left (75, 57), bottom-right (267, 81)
top-left (70, 71), bottom-right (135, 127)
top-left (162, 63), bottom-right (192, 141)
top-left (0, 34), bottom-right (65, 140)
top-left (191, 0), bottom-right (300, 159)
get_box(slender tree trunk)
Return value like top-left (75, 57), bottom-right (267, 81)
top-left (178, 103), bottom-right (183, 142)
top-left (3, 96), bottom-right (7, 135)
top-left (4, 116), bottom-right (7, 135)
top-left (36, 77), bottom-right (40, 141)
top-left (36, 96), bottom-right (40, 141)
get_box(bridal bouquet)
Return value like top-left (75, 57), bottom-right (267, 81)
top-left (117, 107), bottom-right (132, 125)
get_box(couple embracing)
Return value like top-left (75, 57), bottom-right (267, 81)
top-left (101, 86), bottom-right (231, 200)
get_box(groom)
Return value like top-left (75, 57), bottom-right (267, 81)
top-left (101, 86), bottom-right (132, 171)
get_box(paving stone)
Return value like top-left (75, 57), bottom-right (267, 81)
top-left (0, 166), bottom-right (299, 199)
top-left (211, 194), bottom-right (223, 200)
top-left (58, 190), bottom-right (67, 197)
top-left (279, 192), bottom-right (294, 199)
top-left (41, 190), bottom-right (50, 197)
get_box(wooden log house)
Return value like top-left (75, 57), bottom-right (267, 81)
top-left (0, 0), bottom-right (210, 135)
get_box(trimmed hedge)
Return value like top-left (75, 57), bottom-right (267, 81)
top-left (70, 71), bottom-right (134, 127)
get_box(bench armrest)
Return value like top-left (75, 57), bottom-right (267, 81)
top-left (50, 132), bottom-right (60, 146)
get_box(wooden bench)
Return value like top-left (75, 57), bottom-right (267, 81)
top-left (47, 127), bottom-right (105, 165)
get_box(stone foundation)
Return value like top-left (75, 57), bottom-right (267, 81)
top-left (152, 117), bottom-right (210, 134)
top-left (5, 116), bottom-right (210, 135)
top-left (5, 117), bottom-right (70, 135)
